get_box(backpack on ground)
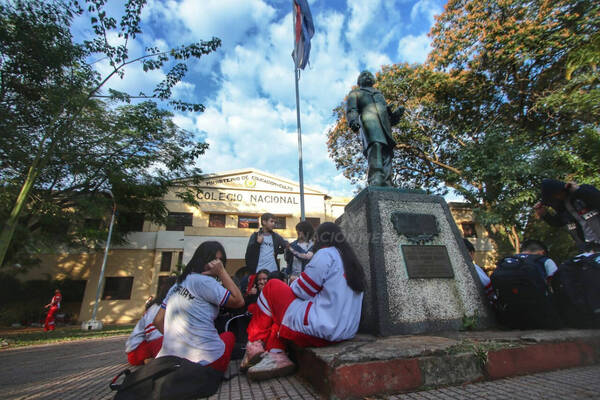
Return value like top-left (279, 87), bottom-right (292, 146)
top-left (110, 355), bottom-right (223, 400)
top-left (490, 254), bottom-right (562, 329)
top-left (552, 253), bottom-right (600, 328)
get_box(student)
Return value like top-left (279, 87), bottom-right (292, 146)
top-left (517, 239), bottom-right (558, 285)
top-left (535, 179), bottom-right (600, 252)
top-left (491, 239), bottom-right (561, 329)
top-left (153, 241), bottom-right (244, 373)
top-left (43, 289), bottom-right (62, 332)
top-left (463, 239), bottom-right (495, 303)
top-left (244, 269), bottom-right (269, 306)
top-left (242, 222), bottom-right (366, 381)
top-left (240, 269), bottom-right (270, 370)
top-left (245, 213), bottom-right (288, 274)
top-left (125, 276), bottom-right (176, 365)
top-left (285, 221), bottom-right (315, 282)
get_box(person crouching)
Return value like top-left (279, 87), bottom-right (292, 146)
top-left (241, 222), bottom-right (366, 381)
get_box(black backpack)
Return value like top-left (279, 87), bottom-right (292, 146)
top-left (491, 254), bottom-right (562, 329)
top-left (552, 253), bottom-right (600, 328)
top-left (110, 355), bottom-right (223, 400)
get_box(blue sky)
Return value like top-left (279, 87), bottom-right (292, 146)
top-left (77, 0), bottom-right (446, 196)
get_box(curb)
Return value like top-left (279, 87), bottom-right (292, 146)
top-left (292, 331), bottom-right (600, 399)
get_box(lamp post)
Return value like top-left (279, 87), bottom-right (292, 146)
top-left (82, 190), bottom-right (116, 331)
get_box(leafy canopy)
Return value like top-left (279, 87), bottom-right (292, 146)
top-left (0, 0), bottom-right (220, 267)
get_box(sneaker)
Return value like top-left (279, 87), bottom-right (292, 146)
top-left (247, 352), bottom-right (295, 381)
top-left (240, 340), bottom-right (265, 371)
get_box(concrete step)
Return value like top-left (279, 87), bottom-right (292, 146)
top-left (290, 329), bottom-right (600, 399)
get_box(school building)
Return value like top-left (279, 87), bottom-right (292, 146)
top-left (19, 169), bottom-right (494, 324)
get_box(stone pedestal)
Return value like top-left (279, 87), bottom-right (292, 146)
top-left (336, 187), bottom-right (494, 336)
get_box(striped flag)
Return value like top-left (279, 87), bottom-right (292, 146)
top-left (292, 0), bottom-right (314, 70)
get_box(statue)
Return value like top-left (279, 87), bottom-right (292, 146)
top-left (346, 71), bottom-right (404, 187)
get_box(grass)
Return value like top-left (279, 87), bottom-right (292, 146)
top-left (0, 324), bottom-right (134, 348)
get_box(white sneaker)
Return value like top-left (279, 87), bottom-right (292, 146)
top-left (247, 352), bottom-right (295, 381)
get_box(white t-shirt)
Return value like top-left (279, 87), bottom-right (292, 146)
top-left (157, 274), bottom-right (230, 364)
top-left (125, 304), bottom-right (163, 353)
top-left (291, 241), bottom-right (313, 276)
top-left (257, 234), bottom-right (277, 272)
top-left (543, 258), bottom-right (558, 278)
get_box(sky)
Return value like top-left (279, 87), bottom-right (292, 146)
top-left (75, 0), bottom-right (447, 197)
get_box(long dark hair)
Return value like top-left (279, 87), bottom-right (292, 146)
top-left (148, 276), bottom-right (177, 309)
top-left (178, 241), bottom-right (227, 284)
top-left (313, 222), bottom-right (365, 293)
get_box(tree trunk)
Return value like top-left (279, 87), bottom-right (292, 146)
top-left (0, 137), bottom-right (49, 267)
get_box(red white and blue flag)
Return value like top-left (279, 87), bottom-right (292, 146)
top-left (292, 0), bottom-right (314, 70)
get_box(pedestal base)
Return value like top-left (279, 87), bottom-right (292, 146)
top-left (337, 187), bottom-right (494, 336)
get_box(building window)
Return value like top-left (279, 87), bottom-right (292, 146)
top-left (160, 252), bottom-right (173, 272)
top-left (177, 251), bottom-right (183, 266)
top-left (238, 215), bottom-right (259, 229)
top-left (273, 216), bottom-right (286, 229)
top-left (157, 276), bottom-right (174, 297)
top-left (166, 212), bottom-right (193, 231)
top-left (306, 217), bottom-right (320, 230)
top-left (117, 212), bottom-right (144, 232)
top-left (102, 277), bottom-right (134, 300)
top-left (461, 222), bottom-right (477, 238)
top-left (209, 214), bottom-right (226, 228)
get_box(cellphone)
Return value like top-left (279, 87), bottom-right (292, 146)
top-left (259, 227), bottom-right (263, 234)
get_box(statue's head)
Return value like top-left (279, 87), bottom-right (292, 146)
top-left (357, 71), bottom-right (375, 87)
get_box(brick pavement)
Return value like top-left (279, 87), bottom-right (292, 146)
top-left (0, 336), bottom-right (598, 399)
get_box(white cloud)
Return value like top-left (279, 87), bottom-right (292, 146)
top-left (86, 1), bottom-right (445, 197)
top-left (410, 0), bottom-right (443, 25)
top-left (397, 33), bottom-right (432, 64)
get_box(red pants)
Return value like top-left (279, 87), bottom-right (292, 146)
top-left (207, 332), bottom-right (235, 373)
top-left (250, 279), bottom-right (332, 351)
top-left (44, 306), bottom-right (58, 331)
top-left (127, 337), bottom-right (164, 366)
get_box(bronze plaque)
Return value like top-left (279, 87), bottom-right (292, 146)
top-left (401, 245), bottom-right (454, 279)
top-left (391, 212), bottom-right (439, 243)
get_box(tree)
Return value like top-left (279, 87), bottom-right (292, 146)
top-left (328, 0), bottom-right (600, 257)
top-left (0, 0), bottom-right (220, 267)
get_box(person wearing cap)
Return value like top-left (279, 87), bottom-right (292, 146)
top-left (534, 179), bottom-right (600, 252)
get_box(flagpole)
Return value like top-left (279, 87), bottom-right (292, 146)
top-left (293, 2), bottom-right (306, 221)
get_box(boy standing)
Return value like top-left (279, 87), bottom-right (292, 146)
top-left (245, 213), bottom-right (288, 274)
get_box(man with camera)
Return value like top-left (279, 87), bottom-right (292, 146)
top-left (245, 213), bottom-right (288, 274)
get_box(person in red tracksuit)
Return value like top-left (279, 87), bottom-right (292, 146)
top-left (44, 289), bottom-right (62, 331)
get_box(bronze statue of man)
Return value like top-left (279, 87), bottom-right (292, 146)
top-left (346, 71), bottom-right (404, 187)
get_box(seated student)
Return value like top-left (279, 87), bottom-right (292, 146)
top-left (244, 269), bottom-right (270, 306)
top-left (518, 239), bottom-right (558, 285)
top-left (463, 239), bottom-right (495, 303)
top-left (153, 241), bottom-right (244, 374)
top-left (125, 276), bottom-right (176, 365)
top-left (491, 239), bottom-right (561, 329)
top-left (242, 222), bottom-right (366, 381)
top-left (285, 221), bottom-right (315, 282)
top-left (552, 243), bottom-right (600, 328)
top-left (240, 269), bottom-right (276, 370)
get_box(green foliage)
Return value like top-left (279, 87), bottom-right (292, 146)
top-left (0, 0), bottom-right (220, 267)
top-left (328, 0), bottom-right (600, 255)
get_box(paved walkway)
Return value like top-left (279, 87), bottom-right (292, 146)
top-left (0, 336), bottom-right (598, 399)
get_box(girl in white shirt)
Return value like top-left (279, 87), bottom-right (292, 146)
top-left (125, 276), bottom-right (176, 365)
top-left (243, 222), bottom-right (366, 381)
top-left (153, 241), bottom-right (244, 373)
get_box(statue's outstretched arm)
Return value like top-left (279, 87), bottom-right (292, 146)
top-left (346, 92), bottom-right (361, 132)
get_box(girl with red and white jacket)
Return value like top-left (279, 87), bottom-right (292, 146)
top-left (242, 222), bottom-right (366, 381)
top-left (125, 276), bottom-right (176, 365)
